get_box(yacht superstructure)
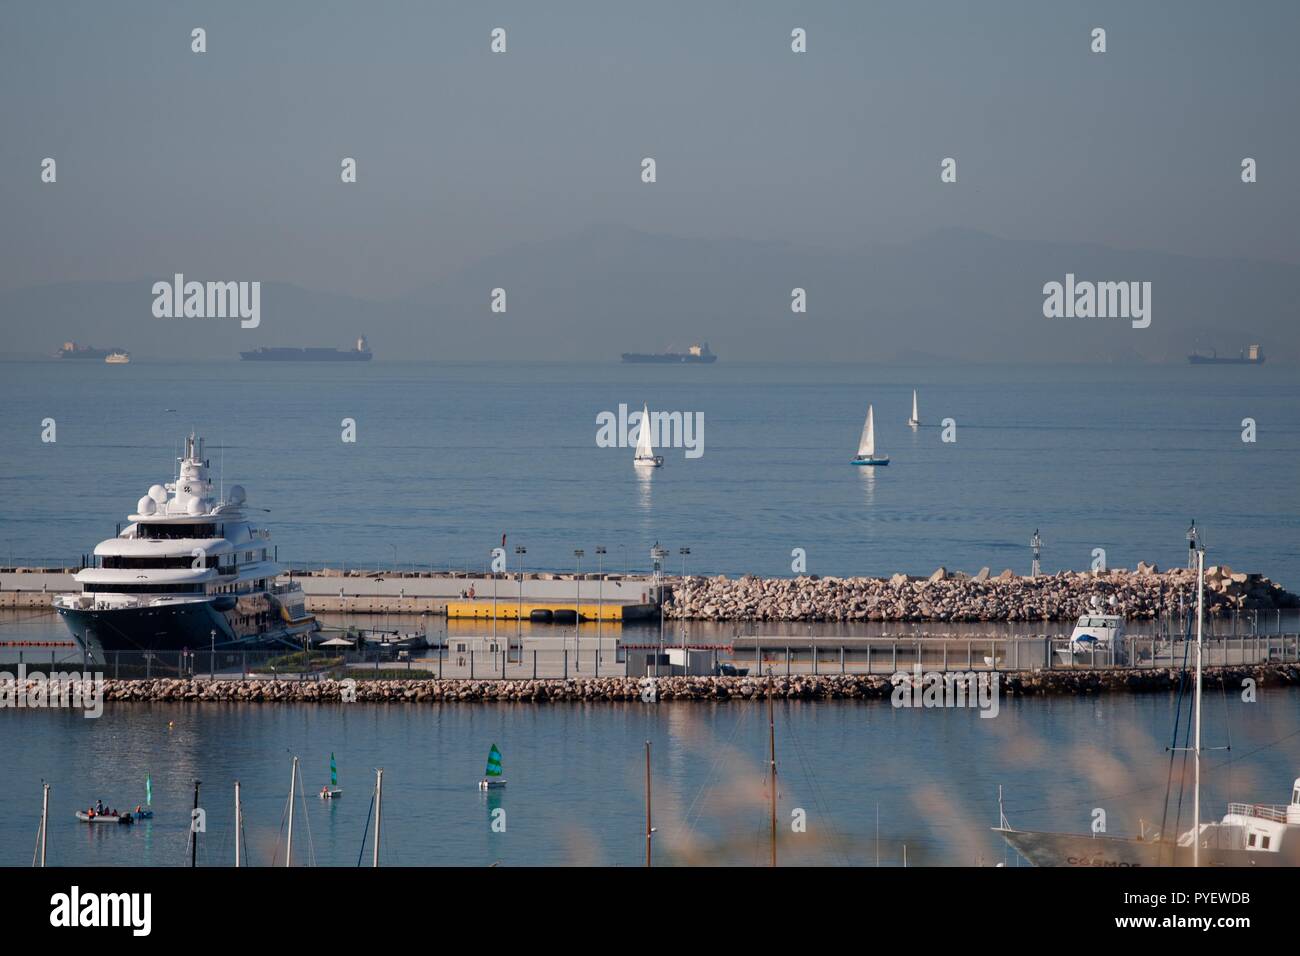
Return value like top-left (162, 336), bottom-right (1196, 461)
top-left (54, 434), bottom-right (316, 654)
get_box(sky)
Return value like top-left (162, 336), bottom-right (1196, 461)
top-left (2, 0), bottom-right (1298, 302)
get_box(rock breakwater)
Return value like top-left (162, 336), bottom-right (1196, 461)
top-left (77, 663), bottom-right (1300, 704)
top-left (665, 565), bottom-right (1298, 622)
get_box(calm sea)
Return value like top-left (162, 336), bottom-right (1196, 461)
top-left (1, 360), bottom-right (1297, 585)
top-left (2, 359), bottom-right (1297, 867)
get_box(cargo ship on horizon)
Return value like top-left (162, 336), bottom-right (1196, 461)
top-left (241, 336), bottom-right (372, 362)
top-left (53, 341), bottom-right (121, 360)
top-left (621, 342), bottom-right (717, 364)
top-left (1188, 344), bottom-right (1265, 365)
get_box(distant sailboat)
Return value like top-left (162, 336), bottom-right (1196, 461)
top-left (479, 743), bottom-right (507, 790)
top-left (633, 403), bottom-right (664, 468)
top-left (320, 752), bottom-right (342, 799)
top-left (851, 405), bottom-right (889, 466)
top-left (907, 389), bottom-right (920, 429)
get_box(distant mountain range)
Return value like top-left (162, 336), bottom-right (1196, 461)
top-left (1, 225), bottom-right (1294, 363)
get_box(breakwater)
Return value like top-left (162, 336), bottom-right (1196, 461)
top-left (55, 663), bottom-right (1300, 704)
top-left (667, 565), bottom-right (1299, 622)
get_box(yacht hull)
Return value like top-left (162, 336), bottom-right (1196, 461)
top-left (56, 600), bottom-right (310, 655)
top-left (996, 828), bottom-right (1297, 867)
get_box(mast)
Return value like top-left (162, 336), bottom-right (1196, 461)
top-left (191, 780), bottom-right (201, 867)
top-left (644, 741), bottom-right (653, 868)
top-left (1193, 547), bottom-right (1204, 868)
top-left (234, 781), bottom-right (242, 868)
top-left (39, 785), bottom-right (49, 868)
top-left (286, 756), bottom-right (298, 867)
top-left (373, 768), bottom-right (384, 868)
top-left (768, 672), bottom-right (777, 868)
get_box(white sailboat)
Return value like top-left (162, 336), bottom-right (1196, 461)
top-left (907, 389), bottom-right (920, 428)
top-left (633, 403), bottom-right (664, 468)
top-left (851, 404), bottom-right (889, 466)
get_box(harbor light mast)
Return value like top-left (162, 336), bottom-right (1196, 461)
top-left (1030, 529), bottom-right (1042, 578)
top-left (1186, 520), bottom-right (1199, 569)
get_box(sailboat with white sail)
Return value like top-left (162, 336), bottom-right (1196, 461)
top-left (851, 405), bottom-right (889, 466)
top-left (633, 403), bottom-right (664, 468)
top-left (907, 389), bottom-right (920, 429)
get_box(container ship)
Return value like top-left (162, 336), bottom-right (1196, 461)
top-left (54, 341), bottom-right (120, 360)
top-left (621, 342), bottom-right (717, 364)
top-left (1188, 344), bottom-right (1264, 365)
top-left (241, 336), bottom-right (372, 362)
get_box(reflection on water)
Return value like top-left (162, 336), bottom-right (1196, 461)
top-left (2, 690), bottom-right (1297, 867)
top-left (856, 464), bottom-right (877, 507)
top-left (635, 462), bottom-right (654, 511)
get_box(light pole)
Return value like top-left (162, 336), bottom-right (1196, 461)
top-left (389, 544), bottom-right (397, 576)
top-left (574, 549), bottom-right (584, 671)
top-left (595, 546), bottom-right (606, 674)
top-left (1186, 520), bottom-right (1199, 570)
top-left (678, 547), bottom-right (691, 657)
top-left (210, 629), bottom-right (216, 679)
top-left (1030, 529), bottom-right (1042, 578)
top-left (491, 547), bottom-right (498, 659)
top-left (515, 546), bottom-right (527, 645)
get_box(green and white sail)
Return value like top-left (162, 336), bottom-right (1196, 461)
top-left (145, 775), bottom-right (152, 807)
top-left (484, 744), bottom-right (503, 778)
top-left (330, 753), bottom-right (338, 788)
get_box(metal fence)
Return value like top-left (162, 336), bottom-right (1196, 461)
top-left (5, 634), bottom-right (1296, 682)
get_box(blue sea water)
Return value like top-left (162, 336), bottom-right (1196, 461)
top-left (1, 360), bottom-right (1297, 586)
top-left (1, 357), bottom-right (1298, 867)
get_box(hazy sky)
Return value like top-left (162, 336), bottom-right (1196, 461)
top-left (3, 0), bottom-right (1298, 299)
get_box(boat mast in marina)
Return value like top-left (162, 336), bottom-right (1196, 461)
top-left (768, 672), bottom-right (777, 868)
top-left (1194, 547), bottom-right (1203, 867)
top-left (644, 741), bottom-right (653, 868)
top-left (36, 782), bottom-right (50, 868)
top-left (373, 768), bottom-right (384, 868)
top-left (191, 780), bottom-right (201, 868)
top-left (234, 781), bottom-right (242, 868)
top-left (286, 756), bottom-right (298, 867)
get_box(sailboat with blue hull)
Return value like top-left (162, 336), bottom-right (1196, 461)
top-left (851, 405), bottom-right (889, 466)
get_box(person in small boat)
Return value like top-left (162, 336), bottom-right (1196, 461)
top-left (95, 799), bottom-right (104, 814)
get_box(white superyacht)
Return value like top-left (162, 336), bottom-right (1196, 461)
top-left (54, 434), bottom-right (316, 655)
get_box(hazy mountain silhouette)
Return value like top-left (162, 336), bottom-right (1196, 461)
top-left (2, 227), bottom-right (1293, 363)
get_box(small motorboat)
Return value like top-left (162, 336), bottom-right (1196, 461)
top-left (76, 811), bottom-right (134, 825)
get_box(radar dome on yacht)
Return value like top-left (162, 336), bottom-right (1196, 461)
top-left (229, 484), bottom-right (246, 505)
top-left (187, 497), bottom-right (207, 515)
top-left (137, 496), bottom-right (157, 515)
top-left (149, 484), bottom-right (167, 503)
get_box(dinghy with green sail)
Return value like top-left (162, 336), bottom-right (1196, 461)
top-left (479, 743), bottom-right (506, 790)
top-left (321, 752), bottom-right (342, 799)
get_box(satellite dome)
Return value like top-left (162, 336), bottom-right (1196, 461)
top-left (187, 497), bottom-right (206, 515)
top-left (137, 496), bottom-right (157, 515)
top-left (229, 484), bottom-right (246, 505)
top-left (149, 484), bottom-right (167, 503)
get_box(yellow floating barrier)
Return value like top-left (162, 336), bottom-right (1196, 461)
top-left (445, 600), bottom-right (627, 622)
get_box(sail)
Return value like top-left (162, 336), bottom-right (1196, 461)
top-left (634, 404), bottom-right (655, 459)
top-left (911, 390), bottom-right (919, 423)
top-left (485, 744), bottom-right (503, 778)
top-left (145, 776), bottom-right (152, 807)
top-left (857, 405), bottom-right (875, 458)
top-left (330, 753), bottom-right (338, 787)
